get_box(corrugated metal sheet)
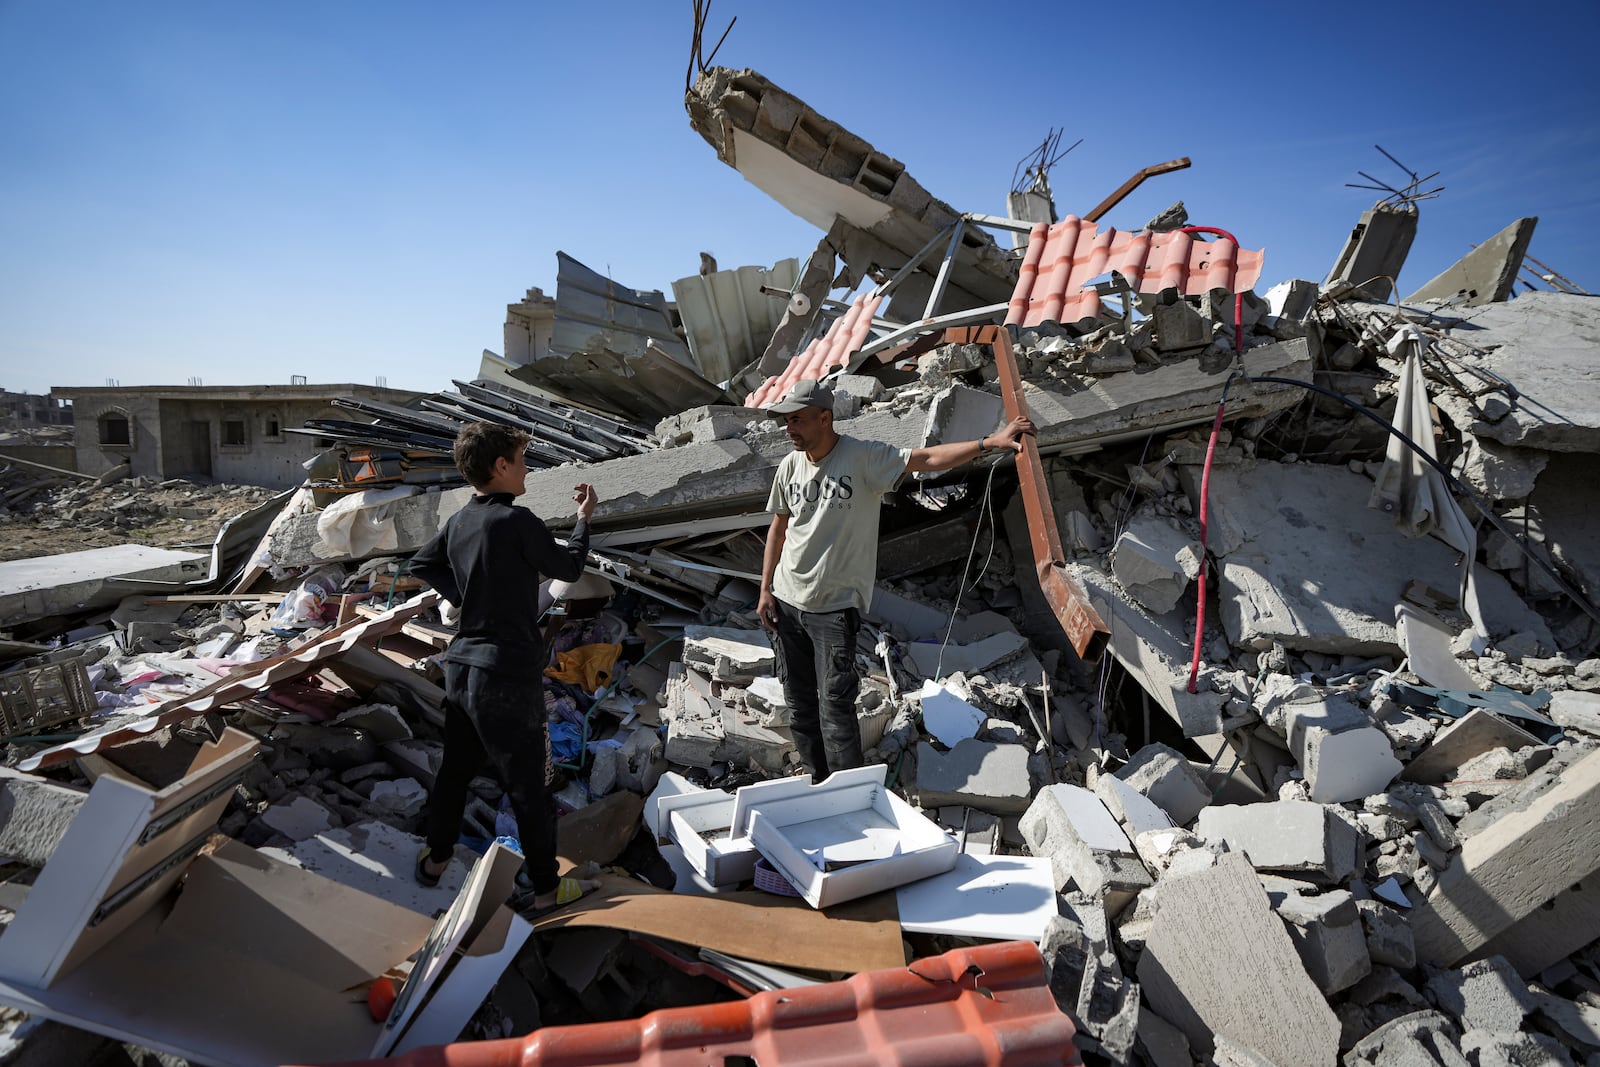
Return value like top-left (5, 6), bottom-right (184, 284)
top-left (16, 591), bottom-right (441, 773)
top-left (551, 253), bottom-right (691, 365)
top-left (672, 258), bottom-right (799, 387)
top-left (311, 940), bottom-right (1081, 1067)
top-left (1005, 216), bottom-right (1265, 329)
top-left (746, 291), bottom-right (885, 407)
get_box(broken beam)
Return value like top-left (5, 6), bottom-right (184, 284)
top-left (943, 325), bottom-right (1110, 662)
top-left (1084, 157), bottom-right (1191, 223)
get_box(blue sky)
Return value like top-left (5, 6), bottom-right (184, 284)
top-left (3, 1), bottom-right (1597, 398)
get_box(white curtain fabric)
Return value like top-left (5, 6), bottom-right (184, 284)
top-left (1368, 325), bottom-right (1488, 638)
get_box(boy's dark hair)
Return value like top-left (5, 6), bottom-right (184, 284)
top-left (454, 422), bottom-right (530, 489)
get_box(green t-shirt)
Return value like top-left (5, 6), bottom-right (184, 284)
top-left (766, 435), bottom-right (913, 614)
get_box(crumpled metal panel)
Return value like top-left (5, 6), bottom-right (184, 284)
top-left (510, 254), bottom-right (734, 422)
top-left (746, 291), bottom-right (884, 407)
top-left (551, 253), bottom-right (691, 365)
top-left (312, 940), bottom-right (1081, 1067)
top-left (671, 258), bottom-right (799, 387)
top-left (17, 591), bottom-right (440, 773)
top-left (1005, 216), bottom-right (1265, 329)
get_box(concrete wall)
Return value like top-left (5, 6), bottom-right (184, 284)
top-left (64, 390), bottom-right (342, 489)
top-left (0, 445), bottom-right (78, 471)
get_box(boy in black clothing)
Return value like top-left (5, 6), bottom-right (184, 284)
top-left (408, 421), bottom-right (600, 915)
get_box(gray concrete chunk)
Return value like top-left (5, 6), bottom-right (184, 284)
top-left (1195, 800), bottom-right (1360, 883)
top-left (1284, 692), bottom-right (1401, 803)
top-left (914, 739), bottom-right (1032, 815)
top-left (1114, 743), bottom-right (1212, 825)
top-left (1426, 956), bottom-right (1535, 1034)
top-left (0, 768), bottom-right (87, 867)
top-left (1111, 512), bottom-right (1201, 615)
top-left (1021, 784), bottom-right (1151, 898)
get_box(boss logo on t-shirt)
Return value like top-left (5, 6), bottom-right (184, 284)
top-left (784, 474), bottom-right (854, 511)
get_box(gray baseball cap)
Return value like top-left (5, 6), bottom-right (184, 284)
top-left (766, 378), bottom-right (834, 416)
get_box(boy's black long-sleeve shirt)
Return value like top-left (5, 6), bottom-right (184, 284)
top-left (409, 492), bottom-right (589, 680)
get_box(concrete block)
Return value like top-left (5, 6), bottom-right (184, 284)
top-left (1531, 991), bottom-right (1600, 1054)
top-left (1550, 691), bottom-right (1600, 737)
top-left (663, 666), bottom-right (723, 769)
top-left (1113, 743), bottom-right (1211, 825)
top-left (1284, 693), bottom-right (1401, 803)
top-left (915, 739), bottom-right (1032, 815)
top-left (1111, 512), bottom-right (1201, 615)
top-left (1152, 297), bottom-right (1214, 352)
top-left (1427, 956), bottom-right (1535, 1033)
top-left (1040, 910), bottom-right (1139, 1061)
top-left (1356, 899), bottom-right (1416, 969)
top-left (1139, 852), bottom-right (1340, 1066)
top-left (906, 631), bottom-right (1028, 680)
top-left (367, 777), bottom-right (426, 820)
top-left (1021, 784), bottom-right (1151, 898)
top-left (1458, 1029), bottom-right (1574, 1067)
top-left (1195, 800), bottom-right (1360, 883)
top-left (1094, 774), bottom-right (1174, 836)
top-left (719, 704), bottom-right (795, 775)
top-left (1272, 888), bottom-right (1371, 994)
top-left (0, 768), bottom-right (86, 867)
top-left (1135, 1007), bottom-right (1193, 1067)
top-left (1324, 201), bottom-right (1419, 302)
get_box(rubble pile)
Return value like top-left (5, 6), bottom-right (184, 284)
top-left (1, 56), bottom-right (1598, 1067)
top-left (0, 467), bottom-right (279, 563)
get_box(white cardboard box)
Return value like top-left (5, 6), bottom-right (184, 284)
top-left (741, 765), bottom-right (958, 909)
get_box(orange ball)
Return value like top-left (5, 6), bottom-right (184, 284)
top-left (367, 976), bottom-right (398, 1022)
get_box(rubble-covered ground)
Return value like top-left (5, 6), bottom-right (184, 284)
top-left (0, 468), bottom-right (278, 562)
top-left (2, 57), bottom-right (1599, 1067)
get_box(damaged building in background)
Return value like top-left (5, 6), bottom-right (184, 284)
top-left (1, 39), bottom-right (1599, 1067)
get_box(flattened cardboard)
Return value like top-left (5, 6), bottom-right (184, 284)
top-left (534, 874), bottom-right (906, 974)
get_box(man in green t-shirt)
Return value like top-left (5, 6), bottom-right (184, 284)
top-left (757, 378), bottom-right (1033, 781)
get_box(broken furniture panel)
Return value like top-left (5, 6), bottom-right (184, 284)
top-left (0, 729), bottom-right (529, 1065)
top-left (894, 852), bottom-right (1058, 942)
top-left (653, 787), bottom-right (759, 887)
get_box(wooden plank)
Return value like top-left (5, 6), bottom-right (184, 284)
top-left (1412, 746), bottom-right (1600, 966)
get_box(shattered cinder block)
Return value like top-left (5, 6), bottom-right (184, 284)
top-left (1284, 692), bottom-right (1401, 803)
top-left (1111, 512), bottom-right (1201, 615)
top-left (1151, 295), bottom-right (1214, 352)
top-left (1113, 743), bottom-right (1211, 826)
top-left (1139, 852), bottom-right (1340, 1066)
top-left (1344, 1011), bottom-right (1464, 1067)
top-left (681, 626), bottom-right (774, 684)
top-left (1355, 899), bottom-right (1416, 969)
top-left (1427, 956), bottom-right (1535, 1034)
top-left (1095, 774), bottom-right (1174, 837)
top-left (662, 664), bottom-right (722, 768)
top-left (1041, 902), bottom-right (1139, 1062)
top-left (1020, 784), bottom-right (1151, 900)
top-left (916, 740), bottom-right (1032, 815)
top-left (1272, 888), bottom-right (1372, 994)
top-left (1195, 800), bottom-right (1360, 883)
top-left (0, 767), bottom-right (86, 867)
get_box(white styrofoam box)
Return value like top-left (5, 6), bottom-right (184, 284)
top-left (654, 789), bottom-right (759, 886)
top-left (742, 766), bottom-right (958, 909)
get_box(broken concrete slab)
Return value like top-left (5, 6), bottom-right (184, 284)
top-left (1111, 511), bottom-right (1201, 615)
top-left (1411, 744), bottom-right (1600, 967)
top-left (1020, 784), bottom-right (1151, 901)
top-left (1343, 1011), bottom-right (1464, 1067)
top-left (681, 626), bottom-right (774, 683)
top-left (1406, 217), bottom-right (1538, 307)
top-left (1195, 800), bottom-right (1360, 883)
top-left (1284, 692), bottom-right (1402, 803)
top-left (685, 67), bottom-right (1018, 316)
top-left (1094, 774), bottom-right (1175, 837)
top-left (1192, 458), bottom-right (1552, 654)
top-left (0, 545), bottom-right (209, 627)
top-left (915, 739), bottom-right (1032, 815)
top-left (905, 631), bottom-right (1028, 680)
top-left (1425, 292), bottom-right (1600, 454)
top-left (1550, 690), bottom-right (1600, 737)
top-left (258, 819), bottom-right (470, 915)
top-left (1067, 562), bottom-right (1228, 738)
top-left (1139, 851), bottom-right (1340, 1066)
top-left (1324, 201), bottom-right (1419, 302)
top-left (1426, 956), bottom-right (1534, 1034)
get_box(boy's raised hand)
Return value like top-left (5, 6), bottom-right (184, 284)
top-left (573, 483), bottom-right (598, 520)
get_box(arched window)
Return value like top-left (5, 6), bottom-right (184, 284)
top-left (96, 407), bottom-right (133, 448)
